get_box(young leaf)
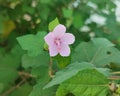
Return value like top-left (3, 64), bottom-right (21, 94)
top-left (17, 31), bottom-right (47, 57)
top-left (56, 69), bottom-right (110, 96)
top-left (48, 18), bottom-right (59, 32)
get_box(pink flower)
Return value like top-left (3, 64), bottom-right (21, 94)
top-left (44, 24), bottom-right (75, 57)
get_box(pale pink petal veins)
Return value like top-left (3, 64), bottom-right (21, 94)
top-left (49, 44), bottom-right (58, 56)
top-left (59, 44), bottom-right (70, 56)
top-left (53, 24), bottom-right (66, 37)
top-left (44, 32), bottom-right (54, 45)
top-left (62, 33), bottom-right (75, 44)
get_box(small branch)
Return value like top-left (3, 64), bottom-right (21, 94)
top-left (18, 71), bottom-right (36, 78)
top-left (108, 76), bottom-right (120, 80)
top-left (1, 71), bottom-right (34, 96)
top-left (1, 78), bottom-right (26, 96)
top-left (112, 71), bottom-right (120, 75)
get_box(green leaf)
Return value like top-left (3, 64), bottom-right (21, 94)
top-left (29, 61), bottom-right (58, 96)
top-left (0, 83), bottom-right (3, 93)
top-left (29, 65), bottom-right (56, 96)
top-left (10, 83), bottom-right (32, 96)
top-left (23, 4), bottom-right (35, 14)
top-left (116, 85), bottom-right (120, 95)
top-left (48, 18), bottom-right (59, 32)
top-left (31, 66), bottom-right (50, 83)
top-left (28, 57), bottom-right (56, 96)
top-left (53, 54), bottom-right (71, 69)
top-left (56, 69), bottom-right (110, 96)
top-left (22, 51), bottom-right (49, 68)
top-left (73, 13), bottom-right (84, 29)
top-left (105, 14), bottom-right (120, 40)
top-left (0, 45), bottom-right (23, 93)
top-left (29, 83), bottom-right (57, 96)
top-left (39, 5), bottom-right (50, 20)
top-left (17, 31), bottom-right (47, 57)
top-left (72, 38), bottom-right (120, 67)
top-left (62, 8), bottom-right (73, 18)
top-left (44, 62), bottom-right (94, 89)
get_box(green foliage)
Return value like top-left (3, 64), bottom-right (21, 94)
top-left (56, 69), bottom-right (109, 96)
top-left (48, 18), bottom-right (59, 32)
top-left (0, 0), bottom-right (120, 96)
top-left (0, 45), bottom-right (23, 93)
top-left (116, 85), bottom-right (120, 95)
top-left (62, 8), bottom-right (73, 18)
top-left (0, 16), bottom-right (4, 34)
top-left (17, 32), bottom-right (46, 57)
top-left (53, 55), bottom-right (71, 69)
top-left (10, 83), bottom-right (32, 96)
top-left (73, 13), bottom-right (84, 29)
top-left (44, 62), bottom-right (94, 89)
top-left (40, 0), bottom-right (51, 4)
top-left (0, 83), bottom-right (3, 93)
top-left (29, 83), bottom-right (57, 96)
top-left (90, 0), bottom-right (108, 3)
top-left (22, 51), bottom-right (49, 68)
top-left (72, 38), bottom-right (120, 67)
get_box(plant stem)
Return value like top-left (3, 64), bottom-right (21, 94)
top-left (49, 57), bottom-right (54, 78)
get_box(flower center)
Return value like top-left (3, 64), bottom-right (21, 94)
top-left (54, 38), bottom-right (61, 51)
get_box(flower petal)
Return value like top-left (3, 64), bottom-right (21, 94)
top-left (53, 24), bottom-right (66, 37)
top-left (62, 33), bottom-right (75, 44)
top-left (44, 32), bottom-right (54, 45)
top-left (59, 44), bottom-right (70, 56)
top-left (49, 45), bottom-right (58, 56)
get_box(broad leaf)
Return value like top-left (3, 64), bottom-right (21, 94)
top-left (31, 66), bottom-right (50, 83)
top-left (72, 38), bottom-right (120, 67)
top-left (73, 13), bottom-right (84, 29)
top-left (29, 66), bottom-right (57, 96)
top-left (29, 83), bottom-right (57, 96)
top-left (22, 51), bottom-right (49, 68)
top-left (56, 69), bottom-right (110, 96)
top-left (17, 31), bottom-right (46, 57)
top-left (0, 45), bottom-right (23, 93)
top-left (44, 62), bottom-right (94, 89)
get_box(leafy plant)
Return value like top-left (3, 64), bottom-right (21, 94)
top-left (0, 0), bottom-right (120, 96)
